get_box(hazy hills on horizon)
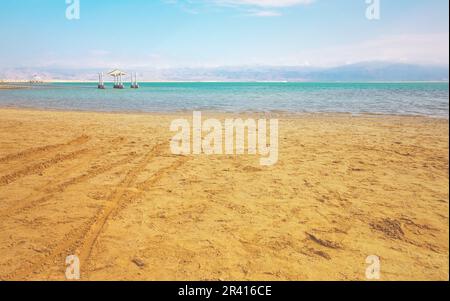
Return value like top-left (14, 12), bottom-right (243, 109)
top-left (1, 62), bottom-right (448, 82)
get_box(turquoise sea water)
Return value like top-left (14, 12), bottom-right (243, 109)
top-left (0, 82), bottom-right (448, 117)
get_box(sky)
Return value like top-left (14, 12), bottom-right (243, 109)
top-left (0, 0), bottom-right (448, 70)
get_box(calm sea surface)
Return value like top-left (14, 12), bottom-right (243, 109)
top-left (0, 82), bottom-right (448, 117)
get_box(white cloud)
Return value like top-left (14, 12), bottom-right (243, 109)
top-left (16, 33), bottom-right (449, 70)
top-left (89, 50), bottom-right (110, 56)
top-left (167, 0), bottom-right (314, 16)
top-left (214, 0), bottom-right (314, 7)
top-left (279, 33), bottom-right (450, 67)
top-left (247, 10), bottom-right (282, 17)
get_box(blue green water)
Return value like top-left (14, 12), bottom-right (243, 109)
top-left (0, 82), bottom-right (448, 117)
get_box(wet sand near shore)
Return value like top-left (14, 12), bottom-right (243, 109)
top-left (0, 108), bottom-right (448, 280)
top-left (0, 85), bottom-right (28, 90)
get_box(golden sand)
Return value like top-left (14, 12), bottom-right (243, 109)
top-left (0, 108), bottom-right (448, 281)
top-left (0, 85), bottom-right (27, 90)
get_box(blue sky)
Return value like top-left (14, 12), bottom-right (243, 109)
top-left (0, 0), bottom-right (448, 69)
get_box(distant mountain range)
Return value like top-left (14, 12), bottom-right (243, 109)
top-left (1, 62), bottom-right (448, 82)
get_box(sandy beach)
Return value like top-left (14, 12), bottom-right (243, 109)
top-left (0, 108), bottom-right (448, 281)
top-left (0, 85), bottom-right (28, 90)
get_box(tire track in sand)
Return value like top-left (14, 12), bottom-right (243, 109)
top-left (0, 148), bottom-right (90, 186)
top-left (3, 142), bottom-right (188, 280)
top-left (0, 136), bottom-right (125, 189)
top-left (79, 155), bottom-right (190, 271)
top-left (0, 153), bottom-right (137, 219)
top-left (0, 136), bottom-right (129, 218)
top-left (0, 135), bottom-right (90, 164)
top-left (0, 147), bottom-right (155, 280)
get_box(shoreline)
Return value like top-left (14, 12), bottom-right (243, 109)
top-left (1, 106), bottom-right (448, 120)
top-left (2, 80), bottom-right (449, 84)
top-left (0, 85), bottom-right (28, 90)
